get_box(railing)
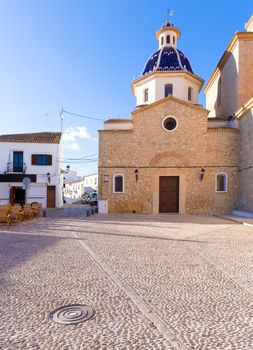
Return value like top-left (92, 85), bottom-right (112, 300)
top-left (6, 162), bottom-right (27, 173)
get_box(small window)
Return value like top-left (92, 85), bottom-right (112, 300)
top-left (31, 154), bottom-right (52, 166)
top-left (188, 87), bottom-right (193, 101)
top-left (162, 116), bottom-right (178, 132)
top-left (173, 36), bottom-right (175, 45)
top-left (114, 175), bottom-right (124, 193)
top-left (166, 35), bottom-right (170, 44)
top-left (161, 37), bottom-right (164, 45)
top-left (144, 88), bottom-right (149, 102)
top-left (215, 173), bottom-right (227, 192)
top-left (165, 84), bottom-right (173, 97)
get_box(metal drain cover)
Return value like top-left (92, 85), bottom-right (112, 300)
top-left (50, 304), bottom-right (95, 325)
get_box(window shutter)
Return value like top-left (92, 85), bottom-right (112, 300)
top-left (31, 154), bottom-right (37, 165)
top-left (48, 155), bottom-right (52, 165)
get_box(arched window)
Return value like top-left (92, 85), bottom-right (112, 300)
top-left (173, 36), bottom-right (175, 45)
top-left (166, 35), bottom-right (170, 44)
top-left (161, 37), bottom-right (164, 45)
top-left (144, 88), bottom-right (149, 102)
top-left (215, 173), bottom-right (227, 192)
top-left (113, 175), bottom-right (124, 193)
top-left (188, 87), bottom-right (193, 101)
top-left (165, 84), bottom-right (173, 97)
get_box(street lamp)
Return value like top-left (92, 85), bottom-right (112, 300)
top-left (60, 165), bottom-right (70, 174)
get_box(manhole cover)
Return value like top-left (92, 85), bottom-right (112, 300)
top-left (50, 304), bottom-right (95, 325)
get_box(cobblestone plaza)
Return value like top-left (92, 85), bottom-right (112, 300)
top-left (1, 208), bottom-right (253, 349)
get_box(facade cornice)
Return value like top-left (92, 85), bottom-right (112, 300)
top-left (204, 32), bottom-right (253, 93)
top-left (207, 127), bottom-right (239, 132)
top-left (132, 70), bottom-right (204, 94)
top-left (131, 94), bottom-right (209, 116)
top-left (156, 26), bottom-right (181, 40)
top-left (245, 15), bottom-right (253, 31)
top-left (235, 97), bottom-right (253, 119)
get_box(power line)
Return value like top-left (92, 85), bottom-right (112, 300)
top-left (60, 159), bottom-right (98, 164)
top-left (59, 153), bottom-right (98, 161)
top-left (62, 109), bottom-right (105, 122)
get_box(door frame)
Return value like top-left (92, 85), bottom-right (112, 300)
top-left (152, 173), bottom-right (186, 214)
top-left (47, 185), bottom-right (56, 208)
top-left (159, 176), bottom-right (179, 213)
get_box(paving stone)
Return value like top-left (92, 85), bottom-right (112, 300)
top-left (1, 211), bottom-right (253, 349)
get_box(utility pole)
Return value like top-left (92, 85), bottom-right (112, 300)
top-left (60, 107), bottom-right (64, 132)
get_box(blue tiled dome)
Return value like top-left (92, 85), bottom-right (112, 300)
top-left (161, 20), bottom-right (175, 28)
top-left (142, 46), bottom-right (194, 76)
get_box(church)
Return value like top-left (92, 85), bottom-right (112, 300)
top-left (98, 14), bottom-right (253, 215)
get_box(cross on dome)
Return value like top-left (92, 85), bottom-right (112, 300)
top-left (167, 9), bottom-right (174, 18)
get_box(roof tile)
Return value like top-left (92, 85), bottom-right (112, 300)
top-left (0, 132), bottom-right (62, 144)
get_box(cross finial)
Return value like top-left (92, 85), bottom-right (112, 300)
top-left (167, 9), bottom-right (174, 19)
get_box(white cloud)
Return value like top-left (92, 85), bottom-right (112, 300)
top-left (66, 142), bottom-right (80, 151)
top-left (63, 126), bottom-right (92, 142)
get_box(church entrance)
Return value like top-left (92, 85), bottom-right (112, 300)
top-left (159, 176), bottom-right (179, 213)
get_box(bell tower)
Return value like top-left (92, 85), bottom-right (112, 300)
top-left (132, 15), bottom-right (204, 107)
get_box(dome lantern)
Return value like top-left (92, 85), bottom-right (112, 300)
top-left (156, 20), bottom-right (181, 49)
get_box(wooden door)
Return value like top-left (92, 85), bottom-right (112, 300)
top-left (159, 176), bottom-right (179, 213)
top-left (47, 186), bottom-right (56, 208)
top-left (10, 187), bottom-right (15, 205)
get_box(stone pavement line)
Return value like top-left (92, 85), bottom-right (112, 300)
top-left (187, 244), bottom-right (253, 298)
top-left (215, 214), bottom-right (253, 227)
top-left (70, 231), bottom-right (186, 350)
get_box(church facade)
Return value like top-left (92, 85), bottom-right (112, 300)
top-left (98, 15), bottom-right (253, 215)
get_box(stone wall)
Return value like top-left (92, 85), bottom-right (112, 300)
top-left (237, 108), bottom-right (253, 212)
top-left (238, 39), bottom-right (253, 108)
top-left (99, 96), bottom-right (239, 215)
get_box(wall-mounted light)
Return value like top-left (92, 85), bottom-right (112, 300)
top-left (134, 168), bottom-right (139, 182)
top-left (200, 167), bottom-right (205, 181)
top-left (60, 165), bottom-right (70, 174)
top-left (47, 172), bottom-right (51, 183)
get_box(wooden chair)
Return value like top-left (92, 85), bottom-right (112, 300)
top-left (10, 204), bottom-right (23, 224)
top-left (22, 204), bottom-right (34, 221)
top-left (0, 204), bottom-right (11, 209)
top-left (31, 202), bottom-right (41, 218)
top-left (0, 205), bottom-right (11, 227)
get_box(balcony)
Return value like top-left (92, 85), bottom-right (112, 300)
top-left (6, 162), bottom-right (27, 173)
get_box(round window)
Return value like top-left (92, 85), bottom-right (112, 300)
top-left (162, 116), bottom-right (178, 132)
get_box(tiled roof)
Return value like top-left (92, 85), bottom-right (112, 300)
top-left (161, 20), bottom-right (175, 28)
top-left (104, 119), bottom-right (132, 124)
top-left (142, 47), bottom-right (193, 76)
top-left (208, 117), bottom-right (229, 122)
top-left (0, 132), bottom-right (62, 144)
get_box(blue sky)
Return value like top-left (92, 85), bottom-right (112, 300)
top-left (0, 0), bottom-right (252, 175)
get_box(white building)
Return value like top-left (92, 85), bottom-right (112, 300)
top-left (0, 132), bottom-right (64, 208)
top-left (64, 178), bottom-right (85, 201)
top-left (64, 173), bottom-right (98, 201)
top-left (83, 173), bottom-right (98, 191)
